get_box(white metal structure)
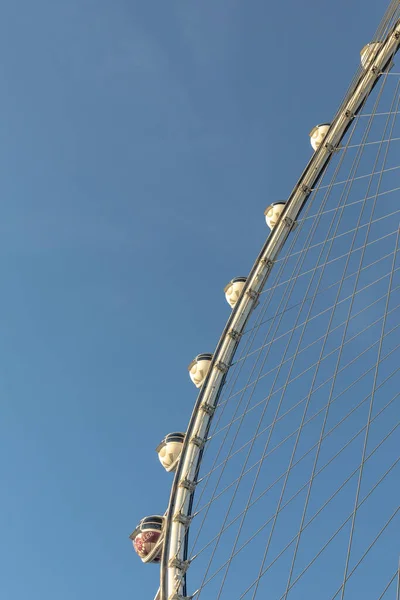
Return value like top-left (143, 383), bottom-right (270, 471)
top-left (264, 202), bottom-right (287, 230)
top-left (131, 4), bottom-right (400, 599)
top-left (309, 123), bottom-right (331, 151)
top-left (188, 354), bottom-right (213, 388)
top-left (361, 42), bottom-right (383, 68)
top-left (224, 277), bottom-right (247, 308)
top-left (156, 433), bottom-right (185, 473)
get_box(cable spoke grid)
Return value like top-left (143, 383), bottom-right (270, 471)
top-left (151, 4), bottom-right (400, 600)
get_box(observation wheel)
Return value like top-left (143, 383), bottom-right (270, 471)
top-left (131, 2), bottom-right (400, 599)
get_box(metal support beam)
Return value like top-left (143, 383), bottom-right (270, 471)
top-left (160, 16), bottom-right (400, 600)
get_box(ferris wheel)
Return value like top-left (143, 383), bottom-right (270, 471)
top-left (131, 2), bottom-right (400, 598)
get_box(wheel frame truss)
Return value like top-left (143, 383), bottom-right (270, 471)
top-left (159, 18), bottom-right (400, 600)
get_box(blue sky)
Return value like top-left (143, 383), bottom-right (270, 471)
top-left (0, 1), bottom-right (392, 599)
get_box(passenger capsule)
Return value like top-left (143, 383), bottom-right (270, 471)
top-left (188, 353), bottom-right (213, 388)
top-left (360, 42), bottom-right (382, 69)
top-left (156, 432), bottom-right (185, 472)
top-left (264, 202), bottom-right (286, 230)
top-left (130, 516), bottom-right (164, 563)
top-left (224, 277), bottom-right (247, 308)
top-left (309, 123), bottom-right (330, 151)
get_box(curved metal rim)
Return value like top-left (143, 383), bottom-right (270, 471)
top-left (159, 17), bottom-right (400, 600)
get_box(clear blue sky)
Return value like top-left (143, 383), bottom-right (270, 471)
top-left (0, 1), bottom-right (389, 599)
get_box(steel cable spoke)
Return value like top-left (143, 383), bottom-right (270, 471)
top-left (192, 384), bottom-right (399, 556)
top-left (195, 424), bottom-right (400, 596)
top-left (161, 11), bottom-right (400, 599)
